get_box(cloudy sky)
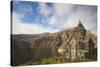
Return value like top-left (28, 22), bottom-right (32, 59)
top-left (11, 1), bottom-right (97, 34)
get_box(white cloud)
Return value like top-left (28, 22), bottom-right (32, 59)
top-left (12, 2), bottom-right (97, 34)
top-left (49, 15), bottom-right (58, 25)
top-left (53, 3), bottom-right (75, 17)
top-left (42, 3), bottom-right (75, 27)
top-left (38, 3), bottom-right (97, 34)
top-left (47, 4), bottom-right (97, 34)
top-left (63, 6), bottom-right (97, 34)
top-left (12, 12), bottom-right (58, 34)
top-left (38, 3), bottom-right (75, 26)
top-left (38, 3), bottom-right (53, 17)
top-left (12, 12), bottom-right (40, 34)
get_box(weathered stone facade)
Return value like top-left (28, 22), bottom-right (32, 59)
top-left (57, 21), bottom-right (96, 61)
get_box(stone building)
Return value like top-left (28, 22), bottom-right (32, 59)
top-left (58, 21), bottom-right (96, 61)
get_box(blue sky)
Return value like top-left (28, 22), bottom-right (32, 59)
top-left (11, 1), bottom-right (97, 34)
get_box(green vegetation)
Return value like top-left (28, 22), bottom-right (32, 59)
top-left (40, 56), bottom-right (72, 64)
top-left (19, 55), bottom-right (97, 66)
top-left (20, 56), bottom-right (67, 65)
top-left (40, 57), bottom-right (57, 64)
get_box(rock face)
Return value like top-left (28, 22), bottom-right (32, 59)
top-left (11, 22), bottom-right (97, 66)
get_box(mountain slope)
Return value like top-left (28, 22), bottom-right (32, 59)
top-left (11, 23), bottom-right (97, 66)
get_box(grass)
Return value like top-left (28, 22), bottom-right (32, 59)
top-left (40, 56), bottom-right (73, 64)
top-left (20, 56), bottom-right (97, 66)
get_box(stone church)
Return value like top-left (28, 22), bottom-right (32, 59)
top-left (58, 21), bottom-right (96, 61)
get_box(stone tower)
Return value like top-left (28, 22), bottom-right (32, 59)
top-left (73, 21), bottom-right (87, 60)
top-left (77, 21), bottom-right (86, 40)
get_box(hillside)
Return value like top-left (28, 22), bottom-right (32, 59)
top-left (11, 23), bottom-right (97, 66)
